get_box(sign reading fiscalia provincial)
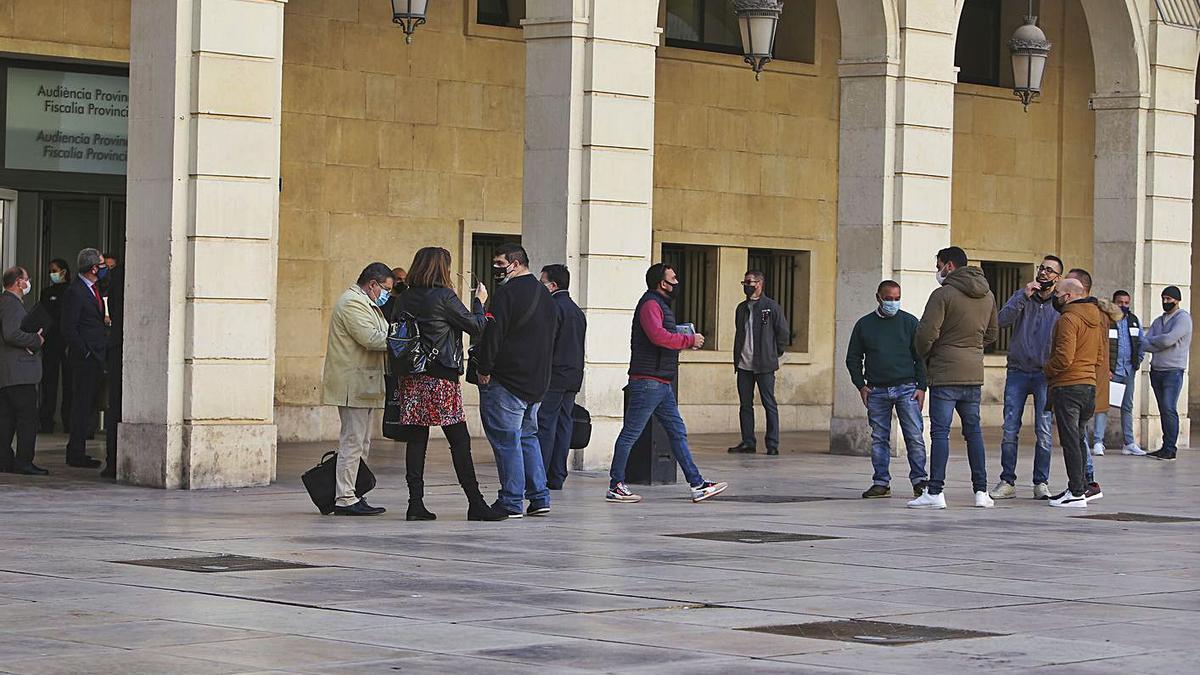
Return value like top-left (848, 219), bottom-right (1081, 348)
top-left (4, 68), bottom-right (129, 175)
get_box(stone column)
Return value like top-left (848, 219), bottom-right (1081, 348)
top-left (830, 10), bottom-right (956, 455)
top-left (122, 0), bottom-right (285, 488)
top-left (521, 0), bottom-right (658, 471)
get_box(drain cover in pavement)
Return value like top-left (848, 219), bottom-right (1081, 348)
top-left (114, 554), bottom-right (318, 573)
top-left (1072, 512), bottom-right (1200, 524)
top-left (665, 530), bottom-right (841, 544)
top-left (741, 619), bottom-right (1002, 645)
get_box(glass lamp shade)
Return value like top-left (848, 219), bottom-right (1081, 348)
top-left (391, 0), bottom-right (428, 44)
top-left (733, 0), bottom-right (783, 80)
top-left (1008, 15), bottom-right (1051, 111)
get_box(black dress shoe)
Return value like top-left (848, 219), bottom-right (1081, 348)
top-left (727, 443), bottom-right (756, 454)
top-left (13, 463), bottom-right (49, 476)
top-left (66, 456), bottom-right (102, 468)
top-left (333, 500), bottom-right (386, 516)
top-left (766, 449), bottom-right (779, 456)
top-left (100, 465), bottom-right (116, 479)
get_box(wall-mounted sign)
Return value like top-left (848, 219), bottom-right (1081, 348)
top-left (4, 67), bottom-right (129, 175)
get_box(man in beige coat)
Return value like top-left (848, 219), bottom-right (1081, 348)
top-left (322, 262), bottom-right (395, 516)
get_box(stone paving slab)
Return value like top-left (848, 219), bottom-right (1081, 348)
top-left (0, 432), bottom-right (1195, 673)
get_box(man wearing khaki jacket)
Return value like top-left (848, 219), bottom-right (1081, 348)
top-left (322, 263), bottom-right (395, 516)
top-left (1043, 277), bottom-right (1108, 508)
top-left (910, 246), bottom-right (999, 510)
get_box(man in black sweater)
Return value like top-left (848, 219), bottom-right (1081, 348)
top-left (476, 244), bottom-right (556, 517)
top-left (536, 264), bottom-right (586, 490)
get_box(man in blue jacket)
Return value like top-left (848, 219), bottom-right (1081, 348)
top-left (990, 254), bottom-right (1062, 501)
top-left (537, 264), bottom-right (586, 490)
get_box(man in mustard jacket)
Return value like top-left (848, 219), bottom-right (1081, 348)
top-left (322, 263), bottom-right (395, 516)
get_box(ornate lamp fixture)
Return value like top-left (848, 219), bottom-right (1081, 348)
top-left (1008, 1), bottom-right (1051, 111)
top-left (391, 0), bottom-right (428, 44)
top-left (733, 0), bottom-right (783, 80)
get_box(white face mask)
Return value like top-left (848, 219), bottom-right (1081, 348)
top-left (935, 266), bottom-right (949, 286)
top-left (18, 279), bottom-right (30, 296)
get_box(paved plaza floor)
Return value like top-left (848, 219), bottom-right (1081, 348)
top-left (0, 431), bottom-right (1197, 674)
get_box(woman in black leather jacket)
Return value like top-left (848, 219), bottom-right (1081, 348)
top-left (391, 247), bottom-right (507, 522)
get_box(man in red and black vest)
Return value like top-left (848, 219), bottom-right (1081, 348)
top-left (606, 262), bottom-right (728, 504)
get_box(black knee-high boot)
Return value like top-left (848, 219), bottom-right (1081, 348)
top-left (405, 428), bottom-right (436, 521)
top-left (443, 422), bottom-right (507, 521)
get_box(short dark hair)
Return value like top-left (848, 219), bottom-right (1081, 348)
top-left (2, 267), bottom-right (27, 289)
top-left (878, 280), bottom-right (900, 295)
top-left (356, 262), bottom-right (394, 287)
top-left (645, 262), bottom-right (676, 290)
top-left (50, 258), bottom-right (70, 275)
top-left (744, 269), bottom-right (765, 282)
top-left (1042, 255), bottom-right (1064, 272)
top-left (541, 264), bottom-right (570, 290)
top-left (494, 243), bottom-right (529, 267)
top-left (936, 246), bottom-right (968, 269)
top-left (1113, 289), bottom-right (1131, 301)
top-left (1067, 267), bottom-right (1092, 292)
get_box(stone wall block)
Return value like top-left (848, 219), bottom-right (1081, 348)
top-left (585, 95), bottom-right (653, 150)
top-left (192, 117), bottom-right (280, 178)
top-left (581, 148), bottom-right (653, 203)
top-left (196, 0), bottom-right (282, 58)
top-left (195, 54), bottom-right (279, 118)
top-left (185, 362), bottom-right (274, 421)
top-left (192, 178), bottom-right (277, 239)
top-left (187, 301), bottom-right (276, 360)
top-left (189, 239), bottom-right (275, 300)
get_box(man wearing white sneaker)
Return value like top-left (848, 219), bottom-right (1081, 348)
top-left (1044, 278), bottom-right (1105, 508)
top-left (909, 247), bottom-right (999, 510)
top-left (1089, 290), bottom-right (1144, 456)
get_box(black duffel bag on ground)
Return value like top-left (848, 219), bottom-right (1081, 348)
top-left (570, 404), bottom-right (591, 450)
top-left (301, 450), bottom-right (377, 515)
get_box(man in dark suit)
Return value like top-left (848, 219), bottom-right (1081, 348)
top-left (536, 264), bottom-right (586, 489)
top-left (60, 248), bottom-right (108, 469)
top-left (0, 267), bottom-right (47, 475)
top-left (102, 265), bottom-right (124, 479)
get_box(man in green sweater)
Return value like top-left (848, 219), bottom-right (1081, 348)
top-left (845, 280), bottom-right (928, 499)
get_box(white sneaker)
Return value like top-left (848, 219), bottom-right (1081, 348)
top-left (974, 491), bottom-right (994, 508)
top-left (1122, 443), bottom-right (1147, 456)
top-left (1091, 442), bottom-right (1105, 456)
top-left (906, 490), bottom-right (946, 509)
top-left (606, 482), bottom-right (643, 503)
top-left (690, 481), bottom-right (728, 503)
top-left (989, 481), bottom-right (1016, 499)
top-left (1048, 490), bottom-right (1087, 508)
top-left (1033, 483), bottom-right (1051, 500)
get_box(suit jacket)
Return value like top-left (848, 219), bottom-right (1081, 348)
top-left (0, 290), bottom-right (42, 387)
top-left (60, 276), bottom-right (108, 365)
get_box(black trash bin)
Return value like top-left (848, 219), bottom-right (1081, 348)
top-left (623, 383), bottom-right (678, 485)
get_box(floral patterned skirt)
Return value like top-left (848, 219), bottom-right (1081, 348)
top-left (399, 374), bottom-right (465, 427)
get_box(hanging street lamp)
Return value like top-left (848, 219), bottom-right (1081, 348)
top-left (733, 0), bottom-right (783, 81)
top-left (391, 0), bottom-right (428, 44)
top-left (1008, 1), bottom-right (1051, 111)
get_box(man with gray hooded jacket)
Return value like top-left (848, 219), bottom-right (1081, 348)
top-left (910, 246), bottom-right (999, 510)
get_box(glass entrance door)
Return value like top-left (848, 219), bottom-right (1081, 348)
top-left (0, 189), bottom-right (16, 269)
top-left (38, 193), bottom-right (124, 280)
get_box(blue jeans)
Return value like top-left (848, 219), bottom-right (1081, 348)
top-left (479, 381), bottom-right (550, 513)
top-left (999, 370), bottom-right (1053, 486)
top-left (865, 384), bottom-right (928, 487)
top-left (609, 379), bottom-right (703, 489)
top-left (1090, 375), bottom-right (1135, 447)
top-left (537, 389), bottom-right (576, 489)
top-left (1150, 369), bottom-right (1185, 453)
top-left (928, 385), bottom-right (988, 495)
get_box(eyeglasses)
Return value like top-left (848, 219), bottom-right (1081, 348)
top-left (1036, 265), bottom-right (1060, 276)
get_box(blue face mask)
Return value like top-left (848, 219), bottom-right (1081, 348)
top-left (375, 289), bottom-right (390, 307)
top-left (96, 265), bottom-right (109, 280)
top-left (879, 300), bottom-right (901, 317)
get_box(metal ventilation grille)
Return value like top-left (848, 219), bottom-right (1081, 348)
top-left (1156, 0), bottom-right (1200, 29)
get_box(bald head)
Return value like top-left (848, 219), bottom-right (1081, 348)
top-left (1057, 278), bottom-right (1086, 305)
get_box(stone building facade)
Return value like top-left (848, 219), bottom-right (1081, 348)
top-left (0, 0), bottom-right (1195, 488)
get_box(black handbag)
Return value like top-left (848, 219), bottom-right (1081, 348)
top-left (301, 450), bottom-right (377, 515)
top-left (570, 403), bottom-right (591, 449)
top-left (382, 374), bottom-right (404, 441)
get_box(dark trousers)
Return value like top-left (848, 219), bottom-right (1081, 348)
top-left (66, 356), bottom-right (104, 460)
top-left (105, 346), bottom-right (122, 469)
top-left (736, 368), bottom-right (779, 450)
top-left (1051, 384), bottom-right (1095, 497)
top-left (0, 384), bottom-right (39, 469)
top-left (404, 421), bottom-right (480, 501)
top-left (537, 389), bottom-right (575, 489)
top-left (38, 341), bottom-right (71, 430)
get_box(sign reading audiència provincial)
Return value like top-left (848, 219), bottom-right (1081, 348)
top-left (4, 67), bottom-right (129, 175)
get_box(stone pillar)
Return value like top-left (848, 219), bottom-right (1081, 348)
top-left (522, 0), bottom-right (658, 470)
top-left (122, 0), bottom-right (285, 488)
top-left (830, 9), bottom-right (956, 455)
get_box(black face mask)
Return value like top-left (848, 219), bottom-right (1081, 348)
top-left (493, 263), bottom-right (513, 283)
top-left (1163, 301), bottom-right (1177, 313)
top-left (743, 284), bottom-right (756, 298)
top-left (664, 280), bottom-right (679, 299)
top-left (1052, 296), bottom-right (1067, 313)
